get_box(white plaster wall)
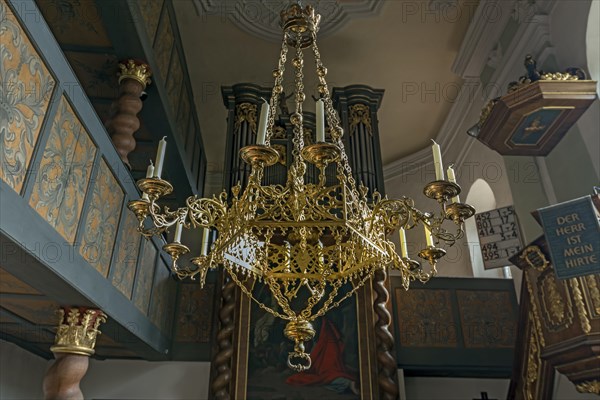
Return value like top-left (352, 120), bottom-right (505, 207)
top-left (403, 376), bottom-right (509, 400)
top-left (554, 372), bottom-right (599, 400)
top-left (0, 340), bottom-right (211, 400)
top-left (81, 359), bottom-right (211, 400)
top-left (0, 340), bottom-right (48, 400)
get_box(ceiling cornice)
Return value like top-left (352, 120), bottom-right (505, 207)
top-left (193, 0), bottom-right (384, 42)
top-left (384, 0), bottom-right (557, 184)
top-left (452, 0), bottom-right (516, 79)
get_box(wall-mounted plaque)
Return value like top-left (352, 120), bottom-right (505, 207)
top-left (475, 206), bottom-right (523, 270)
top-left (537, 196), bottom-right (600, 279)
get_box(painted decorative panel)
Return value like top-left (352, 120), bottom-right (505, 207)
top-left (111, 209), bottom-right (141, 299)
top-left (64, 51), bottom-right (119, 100)
top-left (35, 0), bottom-right (112, 47)
top-left (29, 96), bottom-right (96, 243)
top-left (456, 290), bottom-right (516, 348)
top-left (55, 123), bottom-right (96, 242)
top-left (0, 0), bottom-right (55, 193)
top-left (165, 48), bottom-right (183, 119)
top-left (78, 159), bottom-right (123, 277)
top-left (133, 240), bottom-right (157, 314)
top-left (149, 263), bottom-right (176, 335)
top-left (395, 288), bottom-right (457, 347)
top-left (153, 8), bottom-right (174, 82)
top-left (174, 283), bottom-right (215, 343)
top-left (138, 0), bottom-right (164, 41)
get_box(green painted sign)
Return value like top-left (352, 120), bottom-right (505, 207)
top-left (538, 196), bottom-right (600, 279)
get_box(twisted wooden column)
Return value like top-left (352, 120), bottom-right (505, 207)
top-left (211, 276), bottom-right (236, 400)
top-left (373, 268), bottom-right (399, 400)
top-left (43, 307), bottom-right (107, 400)
top-left (105, 59), bottom-right (152, 168)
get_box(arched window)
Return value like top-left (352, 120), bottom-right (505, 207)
top-left (464, 179), bottom-right (506, 278)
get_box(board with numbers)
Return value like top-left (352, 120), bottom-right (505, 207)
top-left (475, 206), bottom-right (523, 270)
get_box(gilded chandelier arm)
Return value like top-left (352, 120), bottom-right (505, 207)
top-left (134, 200), bottom-right (184, 237)
top-left (186, 193), bottom-right (228, 229)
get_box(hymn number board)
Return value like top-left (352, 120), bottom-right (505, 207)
top-left (475, 206), bottom-right (523, 270)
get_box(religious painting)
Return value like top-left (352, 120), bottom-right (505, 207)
top-left (246, 283), bottom-right (360, 400)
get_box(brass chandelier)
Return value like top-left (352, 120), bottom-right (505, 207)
top-left (128, 3), bottom-right (475, 371)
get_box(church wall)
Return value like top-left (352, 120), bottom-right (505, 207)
top-left (553, 372), bottom-right (599, 400)
top-left (401, 376), bottom-right (509, 400)
top-left (80, 359), bottom-right (211, 400)
top-left (0, 339), bottom-right (212, 400)
top-left (0, 340), bottom-right (48, 399)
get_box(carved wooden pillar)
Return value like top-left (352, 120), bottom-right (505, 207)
top-left (105, 59), bottom-right (152, 168)
top-left (43, 307), bottom-right (107, 400)
top-left (373, 268), bottom-right (400, 400)
top-left (210, 276), bottom-right (236, 400)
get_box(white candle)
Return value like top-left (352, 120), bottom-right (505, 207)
top-left (154, 136), bottom-right (167, 179)
top-left (424, 223), bottom-right (434, 247)
top-left (174, 220), bottom-right (183, 243)
top-left (316, 99), bottom-right (325, 142)
top-left (146, 160), bottom-right (155, 178)
top-left (142, 193), bottom-right (150, 201)
top-left (201, 227), bottom-right (210, 255)
top-left (431, 139), bottom-right (444, 180)
top-left (399, 227), bottom-right (408, 258)
top-left (447, 164), bottom-right (460, 203)
top-left (256, 100), bottom-right (269, 145)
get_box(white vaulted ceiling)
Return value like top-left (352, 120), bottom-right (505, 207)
top-left (174, 0), bottom-right (475, 175)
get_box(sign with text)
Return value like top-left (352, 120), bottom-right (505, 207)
top-left (538, 196), bottom-right (600, 280)
top-left (475, 206), bottom-right (523, 270)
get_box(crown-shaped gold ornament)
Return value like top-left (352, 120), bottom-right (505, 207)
top-left (51, 307), bottom-right (107, 356)
top-left (280, 4), bottom-right (321, 48)
top-left (118, 59), bottom-right (152, 89)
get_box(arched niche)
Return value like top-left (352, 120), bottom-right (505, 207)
top-left (464, 179), bottom-right (504, 279)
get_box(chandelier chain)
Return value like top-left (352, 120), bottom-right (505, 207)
top-left (291, 30), bottom-right (307, 182)
top-left (266, 32), bottom-right (289, 147)
top-left (309, 32), bottom-right (361, 199)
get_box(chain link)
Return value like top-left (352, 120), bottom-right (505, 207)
top-left (309, 32), bottom-right (360, 199)
top-left (265, 32), bottom-right (289, 147)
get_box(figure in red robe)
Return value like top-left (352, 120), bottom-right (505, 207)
top-left (286, 317), bottom-right (357, 393)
